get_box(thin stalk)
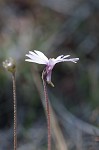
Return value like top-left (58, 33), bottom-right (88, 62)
top-left (42, 78), bottom-right (51, 150)
top-left (32, 66), bottom-right (68, 150)
top-left (12, 73), bottom-right (17, 150)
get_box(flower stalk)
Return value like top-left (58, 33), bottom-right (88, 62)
top-left (12, 72), bottom-right (17, 150)
top-left (42, 70), bottom-right (51, 150)
top-left (3, 58), bottom-right (17, 150)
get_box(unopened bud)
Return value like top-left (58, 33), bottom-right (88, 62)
top-left (3, 58), bottom-right (16, 74)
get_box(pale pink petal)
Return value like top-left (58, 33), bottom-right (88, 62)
top-left (47, 58), bottom-right (56, 67)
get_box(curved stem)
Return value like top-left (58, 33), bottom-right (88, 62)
top-left (43, 78), bottom-right (51, 150)
top-left (12, 73), bottom-right (17, 150)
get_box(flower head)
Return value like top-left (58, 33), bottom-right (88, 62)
top-left (25, 50), bottom-right (79, 86)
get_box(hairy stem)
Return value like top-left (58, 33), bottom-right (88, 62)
top-left (12, 73), bottom-right (17, 150)
top-left (42, 78), bottom-right (51, 150)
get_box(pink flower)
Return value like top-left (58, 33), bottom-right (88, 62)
top-left (25, 50), bottom-right (79, 86)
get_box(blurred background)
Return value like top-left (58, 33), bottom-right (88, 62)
top-left (0, 0), bottom-right (99, 149)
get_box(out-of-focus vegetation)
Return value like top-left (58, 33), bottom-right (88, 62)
top-left (0, 0), bottom-right (99, 149)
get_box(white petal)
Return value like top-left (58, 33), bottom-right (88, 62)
top-left (54, 57), bottom-right (79, 64)
top-left (56, 55), bottom-right (70, 60)
top-left (68, 58), bottom-right (79, 62)
top-left (25, 58), bottom-right (47, 64)
top-left (27, 51), bottom-right (47, 62)
top-left (25, 59), bottom-right (35, 62)
top-left (63, 55), bottom-right (70, 59)
top-left (25, 53), bottom-right (47, 64)
top-left (55, 55), bottom-right (70, 63)
top-left (29, 51), bottom-right (37, 55)
top-left (34, 50), bottom-right (48, 63)
top-left (56, 55), bottom-right (64, 60)
top-left (63, 58), bottom-right (79, 63)
top-left (29, 51), bottom-right (40, 59)
top-left (29, 50), bottom-right (48, 64)
top-left (25, 54), bottom-right (37, 61)
top-left (29, 51), bottom-right (44, 61)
